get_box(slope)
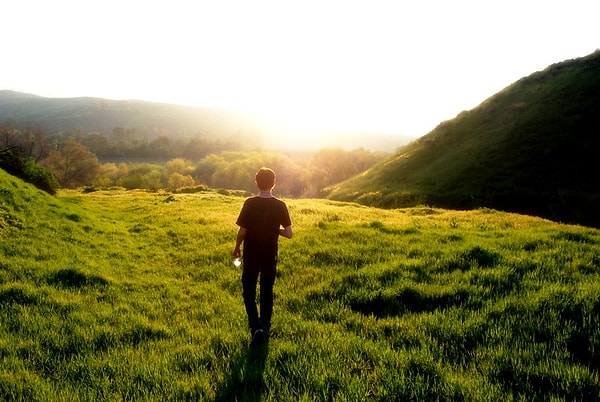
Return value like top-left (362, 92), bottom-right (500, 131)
top-left (0, 167), bottom-right (104, 273)
top-left (1, 167), bottom-right (80, 237)
top-left (0, 91), bottom-right (267, 140)
top-left (323, 51), bottom-right (600, 227)
top-left (0, 91), bottom-right (414, 152)
top-left (2, 168), bottom-right (600, 400)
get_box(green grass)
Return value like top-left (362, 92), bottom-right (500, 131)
top-left (1, 169), bottom-right (600, 400)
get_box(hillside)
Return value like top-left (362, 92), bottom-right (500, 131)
top-left (323, 51), bottom-right (600, 228)
top-left (0, 91), bottom-right (412, 151)
top-left (2, 168), bottom-right (600, 400)
top-left (0, 91), bottom-right (266, 140)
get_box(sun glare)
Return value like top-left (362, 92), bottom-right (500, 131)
top-left (2, 1), bottom-right (598, 148)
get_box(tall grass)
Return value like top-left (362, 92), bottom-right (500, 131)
top-left (1, 171), bottom-right (599, 400)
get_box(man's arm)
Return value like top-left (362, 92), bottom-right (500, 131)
top-left (232, 227), bottom-right (247, 258)
top-left (279, 225), bottom-right (293, 239)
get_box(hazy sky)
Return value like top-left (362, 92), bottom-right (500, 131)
top-left (2, 0), bottom-right (598, 141)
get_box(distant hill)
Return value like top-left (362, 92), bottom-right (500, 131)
top-left (0, 91), bottom-right (412, 152)
top-left (323, 51), bottom-right (600, 228)
top-left (0, 91), bottom-right (267, 140)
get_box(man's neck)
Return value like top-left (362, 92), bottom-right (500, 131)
top-left (259, 190), bottom-right (273, 198)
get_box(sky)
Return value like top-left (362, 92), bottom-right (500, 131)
top-left (1, 0), bottom-right (598, 145)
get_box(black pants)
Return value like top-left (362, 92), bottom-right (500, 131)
top-left (241, 258), bottom-right (277, 333)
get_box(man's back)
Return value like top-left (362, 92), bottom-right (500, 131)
top-left (236, 196), bottom-right (290, 262)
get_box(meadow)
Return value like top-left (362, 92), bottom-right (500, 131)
top-left (1, 170), bottom-right (599, 401)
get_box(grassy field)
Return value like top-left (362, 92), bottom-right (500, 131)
top-left (1, 170), bottom-right (599, 401)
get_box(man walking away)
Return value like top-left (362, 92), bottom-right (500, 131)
top-left (232, 167), bottom-right (293, 344)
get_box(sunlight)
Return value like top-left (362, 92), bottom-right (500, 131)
top-left (2, 0), bottom-right (598, 146)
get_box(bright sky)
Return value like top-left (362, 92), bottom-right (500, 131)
top-left (1, 0), bottom-right (598, 141)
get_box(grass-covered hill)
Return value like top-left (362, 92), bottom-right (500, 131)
top-left (0, 90), bottom-right (265, 140)
top-left (323, 51), bottom-right (600, 228)
top-left (0, 91), bottom-right (413, 151)
top-left (2, 167), bottom-right (600, 400)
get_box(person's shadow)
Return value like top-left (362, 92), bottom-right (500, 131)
top-left (214, 337), bottom-right (270, 401)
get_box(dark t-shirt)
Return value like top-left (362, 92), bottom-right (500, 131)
top-left (236, 196), bottom-right (291, 263)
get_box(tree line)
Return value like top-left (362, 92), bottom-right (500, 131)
top-left (1, 124), bottom-right (387, 197)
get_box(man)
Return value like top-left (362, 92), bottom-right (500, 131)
top-left (232, 167), bottom-right (293, 344)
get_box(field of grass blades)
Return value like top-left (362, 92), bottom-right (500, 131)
top-left (1, 173), bottom-right (599, 400)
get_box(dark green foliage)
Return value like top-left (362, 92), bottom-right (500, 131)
top-left (0, 147), bottom-right (59, 195)
top-left (22, 157), bottom-right (59, 195)
top-left (325, 51), bottom-right (600, 228)
top-left (0, 147), bottom-right (26, 176)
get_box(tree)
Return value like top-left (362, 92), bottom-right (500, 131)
top-left (307, 148), bottom-right (349, 191)
top-left (193, 153), bottom-right (226, 185)
top-left (307, 147), bottom-right (387, 193)
top-left (82, 132), bottom-right (112, 157)
top-left (0, 124), bottom-right (19, 147)
top-left (166, 158), bottom-right (194, 176)
top-left (211, 160), bottom-right (253, 191)
top-left (167, 173), bottom-right (196, 191)
top-left (92, 163), bottom-right (122, 188)
top-left (118, 163), bottom-right (165, 191)
top-left (42, 140), bottom-right (100, 188)
top-left (18, 126), bottom-right (50, 162)
top-left (0, 124), bottom-right (50, 162)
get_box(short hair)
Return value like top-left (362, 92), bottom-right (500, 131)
top-left (255, 167), bottom-right (276, 191)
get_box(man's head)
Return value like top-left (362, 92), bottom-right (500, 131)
top-left (255, 167), bottom-right (276, 191)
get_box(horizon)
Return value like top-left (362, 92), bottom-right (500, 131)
top-left (1, 1), bottom-right (598, 148)
top-left (0, 88), bottom-right (416, 152)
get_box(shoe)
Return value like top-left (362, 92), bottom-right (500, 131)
top-left (252, 329), bottom-right (264, 344)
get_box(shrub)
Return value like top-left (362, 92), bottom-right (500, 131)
top-left (0, 147), bottom-right (59, 195)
